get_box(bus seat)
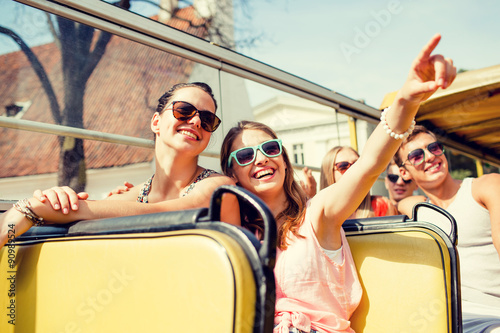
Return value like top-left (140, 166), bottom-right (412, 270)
top-left (0, 185), bottom-right (276, 333)
top-left (344, 202), bottom-right (461, 333)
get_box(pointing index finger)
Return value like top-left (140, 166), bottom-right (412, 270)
top-left (417, 33), bottom-right (442, 61)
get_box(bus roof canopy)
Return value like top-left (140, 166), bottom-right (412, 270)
top-left (381, 64), bottom-right (500, 167)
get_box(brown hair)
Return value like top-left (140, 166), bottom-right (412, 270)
top-left (394, 125), bottom-right (437, 167)
top-left (156, 82), bottom-right (218, 114)
top-left (319, 146), bottom-right (373, 218)
top-left (220, 120), bottom-right (307, 250)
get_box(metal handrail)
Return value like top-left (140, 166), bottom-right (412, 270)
top-left (0, 116), bottom-right (154, 149)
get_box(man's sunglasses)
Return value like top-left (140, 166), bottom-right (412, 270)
top-left (228, 139), bottom-right (282, 167)
top-left (334, 161), bottom-right (355, 175)
top-left (167, 101), bottom-right (221, 132)
top-left (387, 174), bottom-right (412, 184)
top-left (403, 142), bottom-right (445, 166)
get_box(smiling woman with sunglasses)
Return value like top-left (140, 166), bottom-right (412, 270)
top-left (168, 100), bottom-right (221, 133)
top-left (319, 146), bottom-right (397, 218)
top-left (228, 139), bottom-right (282, 167)
top-left (219, 33), bottom-right (457, 333)
top-left (395, 125), bottom-right (500, 332)
top-left (0, 82), bottom-right (239, 248)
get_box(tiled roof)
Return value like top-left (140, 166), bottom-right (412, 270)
top-left (0, 7), bottom-right (207, 178)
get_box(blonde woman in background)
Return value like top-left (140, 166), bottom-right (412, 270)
top-left (320, 145), bottom-right (398, 218)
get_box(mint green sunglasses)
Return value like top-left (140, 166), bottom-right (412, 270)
top-left (228, 139), bottom-right (282, 167)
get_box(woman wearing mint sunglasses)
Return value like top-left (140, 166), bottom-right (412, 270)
top-left (0, 82), bottom-right (240, 249)
top-left (221, 34), bottom-right (456, 333)
top-left (227, 139), bottom-right (282, 167)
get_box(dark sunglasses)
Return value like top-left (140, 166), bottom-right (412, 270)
top-left (228, 139), bottom-right (282, 167)
top-left (167, 101), bottom-right (221, 132)
top-left (334, 161), bottom-right (355, 175)
top-left (404, 142), bottom-right (445, 166)
top-left (387, 174), bottom-right (412, 184)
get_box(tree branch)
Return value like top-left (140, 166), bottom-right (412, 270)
top-left (81, 0), bottom-right (130, 82)
top-left (0, 25), bottom-right (62, 124)
top-left (45, 13), bottom-right (61, 50)
top-left (81, 30), bottom-right (112, 83)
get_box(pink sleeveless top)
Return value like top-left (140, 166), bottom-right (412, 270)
top-left (274, 203), bottom-right (362, 333)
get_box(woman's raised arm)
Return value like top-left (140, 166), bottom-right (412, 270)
top-left (310, 34), bottom-right (456, 242)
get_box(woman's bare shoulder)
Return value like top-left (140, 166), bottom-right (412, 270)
top-left (205, 171), bottom-right (236, 185)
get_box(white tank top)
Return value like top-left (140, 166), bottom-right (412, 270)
top-left (446, 178), bottom-right (500, 309)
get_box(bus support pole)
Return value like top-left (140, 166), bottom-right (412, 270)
top-left (348, 117), bottom-right (358, 152)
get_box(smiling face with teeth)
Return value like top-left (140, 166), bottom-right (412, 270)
top-left (398, 132), bottom-right (449, 188)
top-left (151, 86), bottom-right (216, 157)
top-left (228, 129), bottom-right (288, 205)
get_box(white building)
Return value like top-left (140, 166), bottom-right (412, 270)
top-left (253, 94), bottom-right (388, 196)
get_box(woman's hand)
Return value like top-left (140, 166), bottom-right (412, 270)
top-left (106, 181), bottom-right (134, 197)
top-left (300, 167), bottom-right (317, 199)
top-left (398, 33), bottom-right (457, 107)
top-left (1, 199), bottom-right (38, 248)
top-left (33, 186), bottom-right (88, 214)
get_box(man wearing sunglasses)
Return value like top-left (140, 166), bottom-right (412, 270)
top-left (384, 161), bottom-right (418, 206)
top-left (395, 125), bottom-right (500, 332)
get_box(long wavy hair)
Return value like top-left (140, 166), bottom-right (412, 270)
top-left (221, 121), bottom-right (307, 250)
top-left (319, 146), bottom-right (373, 218)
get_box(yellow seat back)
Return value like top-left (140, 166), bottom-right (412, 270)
top-left (1, 228), bottom-right (259, 333)
top-left (345, 203), bottom-right (461, 333)
top-left (1, 185), bottom-right (278, 333)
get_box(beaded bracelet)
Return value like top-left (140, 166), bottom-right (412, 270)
top-left (380, 107), bottom-right (416, 140)
top-left (13, 198), bottom-right (45, 226)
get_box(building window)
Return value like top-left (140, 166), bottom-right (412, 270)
top-left (5, 104), bottom-right (23, 117)
top-left (4, 101), bottom-right (31, 118)
top-left (293, 143), bottom-right (304, 165)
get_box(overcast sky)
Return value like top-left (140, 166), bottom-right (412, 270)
top-left (236, 0), bottom-right (500, 108)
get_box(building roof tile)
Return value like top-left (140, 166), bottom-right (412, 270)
top-left (0, 7), bottom-right (207, 178)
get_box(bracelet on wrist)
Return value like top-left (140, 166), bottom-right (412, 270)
top-left (13, 198), bottom-right (45, 227)
top-left (380, 107), bottom-right (415, 140)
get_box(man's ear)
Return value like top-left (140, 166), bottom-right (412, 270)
top-left (151, 112), bottom-right (161, 135)
top-left (399, 166), bottom-right (412, 181)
